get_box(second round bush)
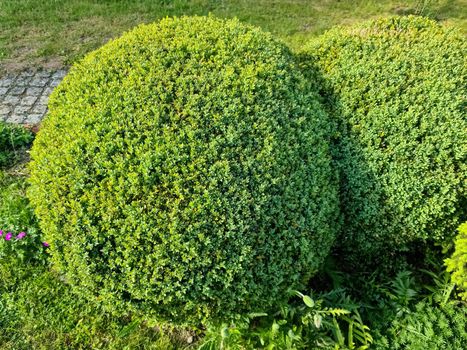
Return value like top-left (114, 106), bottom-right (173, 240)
top-left (301, 16), bottom-right (466, 259)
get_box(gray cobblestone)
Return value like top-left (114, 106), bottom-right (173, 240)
top-left (18, 71), bottom-right (35, 78)
top-left (7, 114), bottom-right (26, 123)
top-left (0, 105), bottom-right (12, 115)
top-left (10, 86), bottom-right (26, 95)
top-left (50, 79), bottom-right (62, 87)
top-left (30, 78), bottom-right (49, 87)
top-left (43, 87), bottom-right (54, 95)
top-left (52, 70), bottom-right (67, 79)
top-left (26, 87), bottom-right (43, 96)
top-left (0, 78), bottom-right (15, 87)
top-left (15, 77), bottom-right (32, 86)
top-left (14, 105), bottom-right (31, 114)
top-left (27, 114), bottom-right (44, 124)
top-left (0, 68), bottom-right (67, 124)
top-left (3, 96), bottom-right (21, 105)
top-left (30, 104), bottom-right (47, 115)
top-left (21, 96), bottom-right (38, 106)
top-left (37, 71), bottom-right (52, 78)
top-left (38, 96), bottom-right (49, 105)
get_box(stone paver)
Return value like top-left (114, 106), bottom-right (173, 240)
top-left (0, 69), bottom-right (67, 124)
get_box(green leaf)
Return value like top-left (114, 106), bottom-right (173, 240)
top-left (117, 319), bottom-right (140, 338)
top-left (303, 295), bottom-right (315, 308)
top-left (313, 314), bottom-right (322, 328)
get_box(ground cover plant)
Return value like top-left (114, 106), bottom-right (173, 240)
top-left (1, 5), bottom-right (466, 350)
top-left (335, 261), bottom-right (467, 350)
top-left (0, 172), bottom-right (45, 265)
top-left (0, 122), bottom-right (33, 169)
top-left (300, 15), bottom-right (467, 263)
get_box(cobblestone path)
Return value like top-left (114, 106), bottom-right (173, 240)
top-left (0, 69), bottom-right (67, 124)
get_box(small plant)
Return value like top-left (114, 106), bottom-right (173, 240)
top-left (0, 122), bottom-right (34, 168)
top-left (0, 228), bottom-right (49, 264)
top-left (419, 265), bottom-right (455, 306)
top-left (198, 290), bottom-right (373, 349)
top-left (0, 172), bottom-right (47, 264)
top-left (381, 271), bottom-right (419, 317)
top-left (375, 301), bottom-right (467, 350)
top-left (365, 258), bottom-right (467, 349)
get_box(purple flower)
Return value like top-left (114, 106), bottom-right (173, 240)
top-left (5, 232), bottom-right (12, 241)
top-left (16, 232), bottom-right (27, 240)
top-left (42, 242), bottom-right (50, 247)
top-left (0, 230), bottom-right (3, 236)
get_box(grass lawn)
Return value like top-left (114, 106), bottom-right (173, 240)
top-left (0, 0), bottom-right (466, 73)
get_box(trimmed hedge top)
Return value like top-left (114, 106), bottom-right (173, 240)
top-left (302, 16), bottom-right (466, 257)
top-left (28, 16), bottom-right (339, 324)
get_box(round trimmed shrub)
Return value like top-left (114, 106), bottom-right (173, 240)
top-left (446, 222), bottom-right (467, 300)
top-left (301, 16), bottom-right (466, 257)
top-left (28, 16), bottom-right (339, 324)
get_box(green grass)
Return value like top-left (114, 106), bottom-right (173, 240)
top-left (0, 0), bottom-right (465, 73)
top-left (0, 261), bottom-right (195, 349)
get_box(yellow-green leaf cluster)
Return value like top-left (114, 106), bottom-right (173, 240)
top-left (446, 222), bottom-right (467, 300)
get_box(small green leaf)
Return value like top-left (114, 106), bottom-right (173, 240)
top-left (117, 319), bottom-right (140, 338)
top-left (314, 314), bottom-right (322, 328)
top-left (303, 295), bottom-right (315, 308)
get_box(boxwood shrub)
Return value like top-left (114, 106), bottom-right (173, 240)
top-left (446, 222), bottom-right (467, 300)
top-left (301, 16), bottom-right (466, 258)
top-left (28, 16), bottom-right (339, 325)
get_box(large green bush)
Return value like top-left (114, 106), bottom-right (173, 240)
top-left (28, 16), bottom-right (339, 324)
top-left (301, 16), bottom-right (466, 257)
top-left (445, 222), bottom-right (467, 300)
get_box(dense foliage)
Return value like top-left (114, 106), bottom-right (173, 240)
top-left (317, 258), bottom-right (467, 350)
top-left (199, 290), bottom-right (372, 349)
top-left (28, 16), bottom-right (339, 325)
top-left (301, 16), bottom-right (467, 258)
top-left (445, 222), bottom-right (467, 300)
top-left (0, 122), bottom-right (33, 168)
top-left (375, 301), bottom-right (467, 350)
